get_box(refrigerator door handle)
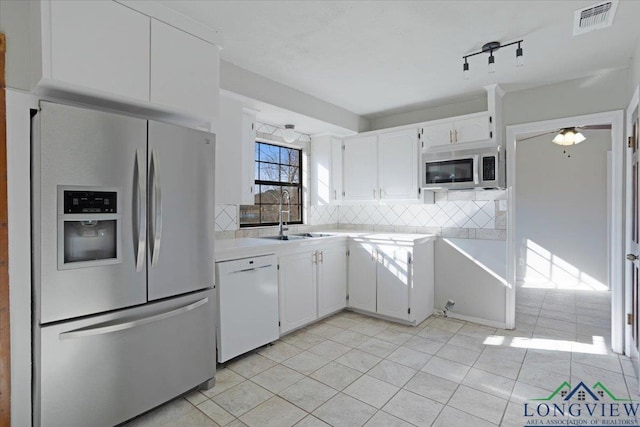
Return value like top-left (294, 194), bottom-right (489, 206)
top-left (134, 150), bottom-right (146, 272)
top-left (149, 150), bottom-right (163, 267)
top-left (58, 297), bottom-right (209, 340)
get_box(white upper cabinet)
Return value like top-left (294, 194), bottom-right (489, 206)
top-left (46, 1), bottom-right (150, 102)
top-left (5, 1), bottom-right (221, 125)
top-left (341, 130), bottom-right (419, 203)
top-left (342, 135), bottom-right (378, 202)
top-left (241, 110), bottom-right (258, 205)
top-left (422, 112), bottom-right (491, 150)
top-left (452, 114), bottom-right (491, 145)
top-left (150, 19), bottom-right (219, 122)
top-left (310, 135), bottom-right (343, 205)
top-left (378, 129), bottom-right (418, 201)
top-left (216, 95), bottom-right (255, 205)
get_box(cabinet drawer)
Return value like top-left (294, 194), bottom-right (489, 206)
top-left (36, 290), bottom-right (216, 427)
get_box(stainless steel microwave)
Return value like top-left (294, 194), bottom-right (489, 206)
top-left (421, 147), bottom-right (505, 190)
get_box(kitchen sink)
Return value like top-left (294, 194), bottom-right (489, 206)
top-left (291, 233), bottom-right (333, 238)
top-left (259, 235), bottom-right (307, 241)
top-left (259, 233), bottom-right (333, 241)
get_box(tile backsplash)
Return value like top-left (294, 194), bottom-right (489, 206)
top-left (215, 190), bottom-right (507, 240)
top-left (214, 205), bottom-right (238, 232)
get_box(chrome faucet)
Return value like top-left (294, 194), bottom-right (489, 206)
top-left (279, 190), bottom-right (291, 238)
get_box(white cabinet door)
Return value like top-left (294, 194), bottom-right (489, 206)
top-left (342, 135), bottom-right (378, 202)
top-left (422, 122), bottom-right (454, 149)
top-left (347, 239), bottom-right (377, 312)
top-left (317, 243), bottom-right (347, 317)
top-left (279, 251), bottom-right (317, 334)
top-left (48, 1), bottom-right (150, 102)
top-left (376, 245), bottom-right (411, 320)
top-left (215, 95), bottom-right (244, 205)
top-left (378, 129), bottom-right (419, 201)
top-left (330, 137), bottom-right (343, 204)
top-left (150, 19), bottom-right (219, 121)
top-left (453, 114), bottom-right (490, 144)
top-left (241, 111), bottom-right (257, 205)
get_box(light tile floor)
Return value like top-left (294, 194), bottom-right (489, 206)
top-left (124, 286), bottom-right (637, 427)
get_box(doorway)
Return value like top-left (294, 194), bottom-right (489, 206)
top-left (505, 110), bottom-right (625, 354)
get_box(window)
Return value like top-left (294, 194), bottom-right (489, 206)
top-left (239, 141), bottom-right (303, 227)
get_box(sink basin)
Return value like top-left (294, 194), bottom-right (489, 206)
top-left (259, 233), bottom-right (333, 241)
top-left (259, 235), bottom-right (307, 241)
top-left (291, 233), bottom-right (333, 238)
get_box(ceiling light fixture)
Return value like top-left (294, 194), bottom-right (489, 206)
top-left (462, 39), bottom-right (524, 78)
top-left (552, 128), bottom-right (586, 146)
top-left (282, 124), bottom-right (296, 143)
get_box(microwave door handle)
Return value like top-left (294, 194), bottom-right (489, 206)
top-left (134, 150), bottom-right (146, 272)
top-left (473, 155), bottom-right (480, 184)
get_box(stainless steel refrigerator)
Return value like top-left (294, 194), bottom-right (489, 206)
top-left (31, 101), bottom-right (216, 427)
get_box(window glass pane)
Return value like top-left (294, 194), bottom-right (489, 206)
top-left (258, 162), bottom-right (279, 182)
top-left (281, 147), bottom-right (297, 165)
top-left (239, 205), bottom-right (260, 225)
top-left (283, 186), bottom-right (301, 205)
top-left (258, 185), bottom-right (280, 205)
top-left (289, 205), bottom-right (301, 223)
top-left (260, 143), bottom-right (280, 164)
top-left (280, 165), bottom-right (299, 183)
top-left (260, 205), bottom-right (280, 224)
top-left (241, 141), bottom-right (303, 227)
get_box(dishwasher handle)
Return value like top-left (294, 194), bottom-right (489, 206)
top-left (228, 264), bottom-right (273, 275)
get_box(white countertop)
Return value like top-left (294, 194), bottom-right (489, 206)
top-left (215, 231), bottom-right (436, 262)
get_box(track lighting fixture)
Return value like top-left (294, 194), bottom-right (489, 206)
top-left (462, 39), bottom-right (524, 78)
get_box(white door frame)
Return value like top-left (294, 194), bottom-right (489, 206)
top-left (505, 110), bottom-right (625, 354)
top-left (626, 85), bottom-right (640, 357)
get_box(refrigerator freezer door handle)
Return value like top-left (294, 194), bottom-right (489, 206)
top-left (58, 297), bottom-right (209, 340)
top-left (149, 150), bottom-right (163, 267)
top-left (134, 150), bottom-right (146, 272)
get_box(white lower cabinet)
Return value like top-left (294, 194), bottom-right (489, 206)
top-left (348, 236), bottom-right (434, 324)
top-left (277, 235), bottom-right (432, 333)
top-left (278, 240), bottom-right (348, 334)
top-left (278, 250), bottom-right (317, 335)
top-left (317, 241), bottom-right (348, 318)
top-left (346, 240), bottom-right (377, 312)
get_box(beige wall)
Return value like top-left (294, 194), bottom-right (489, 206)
top-left (503, 68), bottom-right (629, 130)
top-left (630, 37), bottom-right (640, 99)
top-left (516, 130), bottom-right (610, 288)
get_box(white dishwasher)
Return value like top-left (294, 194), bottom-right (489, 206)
top-left (215, 254), bottom-right (279, 363)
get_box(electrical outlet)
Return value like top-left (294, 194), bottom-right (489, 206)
top-left (499, 200), bottom-right (507, 211)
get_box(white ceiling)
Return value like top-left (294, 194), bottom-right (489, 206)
top-left (161, 0), bottom-right (640, 122)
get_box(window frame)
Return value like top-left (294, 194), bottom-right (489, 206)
top-left (239, 140), bottom-right (304, 228)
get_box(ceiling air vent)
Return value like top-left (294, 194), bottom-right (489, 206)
top-left (573, 1), bottom-right (618, 36)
